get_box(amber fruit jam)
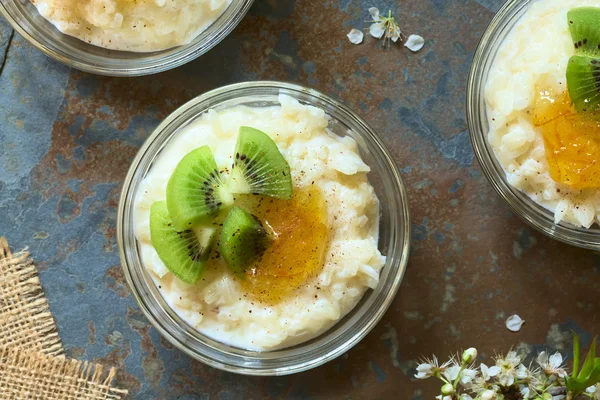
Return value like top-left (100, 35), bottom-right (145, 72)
top-left (533, 88), bottom-right (600, 189)
top-left (229, 188), bottom-right (329, 304)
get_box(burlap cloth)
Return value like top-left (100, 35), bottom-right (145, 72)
top-left (0, 237), bottom-right (128, 399)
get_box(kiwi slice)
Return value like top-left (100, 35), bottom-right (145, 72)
top-left (219, 206), bottom-right (271, 275)
top-left (167, 146), bottom-right (233, 231)
top-left (568, 7), bottom-right (600, 56)
top-left (567, 55), bottom-right (600, 112)
top-left (228, 127), bottom-right (293, 200)
top-left (150, 201), bottom-right (216, 284)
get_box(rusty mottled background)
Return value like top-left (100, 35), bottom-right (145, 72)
top-left (1, 0), bottom-right (599, 399)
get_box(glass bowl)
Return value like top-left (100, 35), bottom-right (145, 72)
top-left (467, 0), bottom-right (600, 250)
top-left (117, 81), bottom-right (411, 375)
top-left (0, 0), bottom-right (254, 76)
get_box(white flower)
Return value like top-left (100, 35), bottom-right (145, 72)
top-left (506, 315), bottom-right (525, 332)
top-left (368, 7), bottom-right (385, 39)
top-left (481, 363), bottom-right (501, 381)
top-left (415, 362), bottom-right (434, 379)
top-left (443, 365), bottom-right (461, 381)
top-left (460, 395), bottom-right (474, 400)
top-left (520, 386), bottom-right (531, 399)
top-left (404, 34), bottom-right (425, 52)
top-left (367, 7), bottom-right (404, 45)
top-left (536, 352), bottom-right (567, 377)
top-left (435, 397), bottom-right (452, 400)
top-left (515, 364), bottom-right (529, 380)
top-left (347, 28), bottom-right (364, 44)
top-left (495, 351), bottom-right (521, 387)
top-left (460, 368), bottom-right (478, 385)
top-left (414, 355), bottom-right (452, 379)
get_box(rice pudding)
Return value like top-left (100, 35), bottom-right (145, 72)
top-left (486, 0), bottom-right (600, 228)
top-left (133, 95), bottom-right (386, 350)
top-left (30, 0), bottom-right (231, 52)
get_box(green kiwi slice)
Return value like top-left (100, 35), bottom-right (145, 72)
top-left (219, 206), bottom-right (271, 275)
top-left (150, 201), bottom-right (216, 284)
top-left (567, 55), bottom-right (600, 112)
top-left (167, 146), bottom-right (234, 231)
top-left (568, 7), bottom-right (600, 56)
top-left (228, 127), bottom-right (293, 200)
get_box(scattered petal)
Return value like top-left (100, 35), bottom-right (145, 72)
top-left (506, 314), bottom-right (524, 332)
top-left (347, 28), bottom-right (364, 44)
top-left (404, 34), bottom-right (425, 52)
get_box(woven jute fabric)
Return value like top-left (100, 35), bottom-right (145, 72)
top-left (0, 237), bottom-right (62, 355)
top-left (0, 237), bottom-right (128, 399)
top-left (0, 347), bottom-right (128, 400)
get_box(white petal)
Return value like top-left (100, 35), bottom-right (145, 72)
top-left (461, 395), bottom-right (474, 400)
top-left (506, 314), bottom-right (525, 332)
top-left (347, 28), bottom-right (364, 44)
top-left (515, 364), bottom-right (528, 379)
top-left (480, 363), bottom-right (490, 380)
top-left (404, 34), bottom-right (425, 52)
top-left (415, 371), bottom-right (429, 379)
top-left (444, 365), bottom-right (461, 381)
top-left (549, 352), bottom-right (563, 368)
top-left (586, 386), bottom-right (597, 394)
top-left (460, 368), bottom-right (478, 384)
top-left (369, 22), bottom-right (386, 39)
top-left (499, 373), bottom-right (514, 386)
top-left (537, 351), bottom-right (549, 367)
top-left (488, 366), bottom-right (501, 377)
top-left (520, 387), bottom-right (530, 397)
top-left (416, 363), bottom-right (433, 372)
top-left (368, 7), bottom-right (380, 20)
top-left (391, 32), bottom-right (400, 42)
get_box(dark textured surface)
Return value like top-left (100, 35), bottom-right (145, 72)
top-left (1, 1), bottom-right (599, 399)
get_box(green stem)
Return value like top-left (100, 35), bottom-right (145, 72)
top-left (453, 365), bottom-right (466, 389)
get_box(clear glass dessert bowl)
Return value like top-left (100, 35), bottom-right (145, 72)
top-left (0, 0), bottom-right (254, 76)
top-left (467, 0), bottom-right (600, 250)
top-left (117, 81), bottom-right (411, 375)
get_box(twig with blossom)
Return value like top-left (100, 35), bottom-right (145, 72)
top-left (347, 7), bottom-right (425, 52)
top-left (415, 333), bottom-right (600, 400)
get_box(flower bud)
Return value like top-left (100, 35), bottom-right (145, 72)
top-left (481, 390), bottom-right (496, 400)
top-left (462, 347), bottom-right (478, 364)
top-left (441, 383), bottom-right (455, 395)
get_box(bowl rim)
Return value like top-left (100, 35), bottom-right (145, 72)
top-left (466, 0), bottom-right (600, 250)
top-left (116, 80), bottom-right (412, 375)
top-left (0, 0), bottom-right (255, 76)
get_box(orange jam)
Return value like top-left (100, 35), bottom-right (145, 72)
top-left (532, 88), bottom-right (600, 189)
top-left (217, 188), bottom-right (329, 304)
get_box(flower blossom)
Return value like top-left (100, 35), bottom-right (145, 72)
top-left (536, 352), bottom-right (567, 378)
